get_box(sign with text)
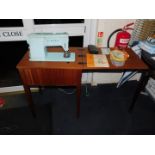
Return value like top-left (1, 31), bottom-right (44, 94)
top-left (0, 30), bottom-right (25, 41)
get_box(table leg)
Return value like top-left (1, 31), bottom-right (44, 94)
top-left (129, 71), bottom-right (149, 112)
top-left (76, 84), bottom-right (81, 118)
top-left (76, 71), bottom-right (82, 118)
top-left (23, 85), bottom-right (36, 117)
top-left (39, 86), bottom-right (43, 94)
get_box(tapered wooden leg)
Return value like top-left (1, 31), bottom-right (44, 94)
top-left (76, 71), bottom-right (82, 118)
top-left (129, 71), bottom-right (149, 112)
top-left (38, 86), bottom-right (43, 94)
top-left (76, 85), bottom-right (81, 118)
top-left (23, 85), bottom-right (36, 117)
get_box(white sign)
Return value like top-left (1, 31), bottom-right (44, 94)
top-left (0, 30), bottom-right (25, 41)
top-left (0, 31), bottom-right (22, 37)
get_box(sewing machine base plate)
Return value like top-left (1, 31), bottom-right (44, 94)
top-left (30, 52), bottom-right (75, 62)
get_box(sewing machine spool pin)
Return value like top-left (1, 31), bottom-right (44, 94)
top-left (64, 50), bottom-right (71, 58)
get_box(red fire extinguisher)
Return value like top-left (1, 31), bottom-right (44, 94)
top-left (107, 23), bottom-right (134, 49)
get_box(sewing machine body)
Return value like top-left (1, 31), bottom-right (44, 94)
top-left (27, 33), bottom-right (75, 62)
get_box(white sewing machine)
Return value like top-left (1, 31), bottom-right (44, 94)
top-left (27, 32), bottom-right (75, 62)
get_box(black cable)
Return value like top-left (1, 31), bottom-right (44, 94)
top-left (107, 28), bottom-right (122, 48)
top-left (57, 88), bottom-right (76, 95)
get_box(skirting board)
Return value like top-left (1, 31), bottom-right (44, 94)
top-left (0, 85), bottom-right (38, 94)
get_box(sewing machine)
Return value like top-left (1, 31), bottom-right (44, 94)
top-left (27, 32), bottom-right (75, 62)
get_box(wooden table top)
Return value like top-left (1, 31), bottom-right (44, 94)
top-left (17, 47), bottom-right (148, 71)
top-left (82, 48), bottom-right (149, 71)
top-left (17, 47), bottom-right (84, 70)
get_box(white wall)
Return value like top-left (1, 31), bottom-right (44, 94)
top-left (96, 19), bottom-right (136, 47)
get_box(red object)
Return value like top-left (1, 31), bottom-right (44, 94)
top-left (0, 97), bottom-right (5, 107)
top-left (115, 30), bottom-right (131, 49)
top-left (115, 22), bottom-right (134, 49)
top-left (98, 32), bottom-right (103, 37)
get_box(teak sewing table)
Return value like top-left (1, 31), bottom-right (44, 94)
top-left (16, 47), bottom-right (148, 117)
